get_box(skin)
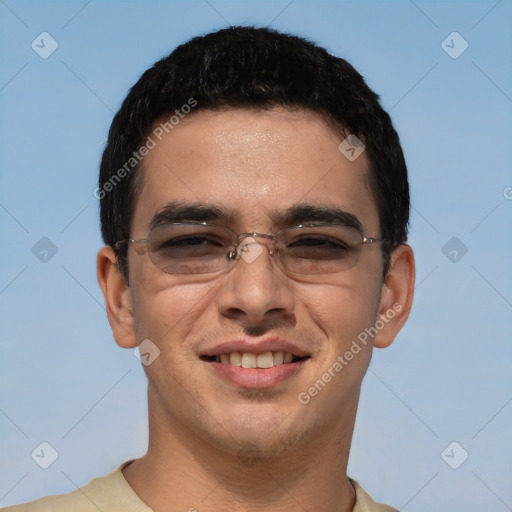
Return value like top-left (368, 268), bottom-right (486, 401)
top-left (97, 108), bottom-right (415, 512)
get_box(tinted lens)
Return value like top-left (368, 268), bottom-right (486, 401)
top-left (147, 224), bottom-right (235, 274)
top-left (143, 223), bottom-right (367, 276)
top-left (277, 225), bottom-right (362, 274)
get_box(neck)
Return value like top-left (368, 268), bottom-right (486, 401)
top-left (123, 394), bottom-right (358, 512)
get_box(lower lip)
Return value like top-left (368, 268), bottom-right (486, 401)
top-left (206, 360), bottom-right (308, 388)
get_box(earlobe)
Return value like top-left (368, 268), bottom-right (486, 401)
top-left (373, 244), bottom-right (415, 349)
top-left (97, 246), bottom-right (138, 349)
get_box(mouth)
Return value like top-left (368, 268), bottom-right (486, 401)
top-left (200, 342), bottom-right (311, 389)
top-left (200, 351), bottom-right (309, 368)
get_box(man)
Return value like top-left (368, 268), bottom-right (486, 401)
top-left (4, 26), bottom-right (415, 511)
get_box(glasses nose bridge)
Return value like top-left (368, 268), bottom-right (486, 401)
top-left (234, 232), bottom-right (277, 258)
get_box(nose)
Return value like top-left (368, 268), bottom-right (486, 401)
top-left (215, 237), bottom-right (296, 327)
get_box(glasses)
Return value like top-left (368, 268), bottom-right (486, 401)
top-left (115, 222), bottom-right (381, 276)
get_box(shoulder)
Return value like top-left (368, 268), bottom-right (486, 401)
top-left (1, 463), bottom-right (150, 512)
top-left (351, 479), bottom-right (398, 512)
top-left (1, 487), bottom-right (100, 512)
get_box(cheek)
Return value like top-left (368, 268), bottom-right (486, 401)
top-left (131, 264), bottom-right (216, 346)
top-left (132, 282), bottom-right (216, 401)
top-left (301, 279), bottom-right (380, 345)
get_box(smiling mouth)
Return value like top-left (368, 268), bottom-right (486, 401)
top-left (201, 352), bottom-right (309, 369)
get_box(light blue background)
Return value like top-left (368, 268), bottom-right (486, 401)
top-left (1, 1), bottom-right (511, 510)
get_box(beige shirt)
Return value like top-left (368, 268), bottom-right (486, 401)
top-left (1, 463), bottom-right (397, 512)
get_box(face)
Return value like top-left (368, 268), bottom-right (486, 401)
top-left (121, 108), bottom-right (394, 457)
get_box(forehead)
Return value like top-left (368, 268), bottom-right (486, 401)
top-left (132, 108), bottom-right (378, 233)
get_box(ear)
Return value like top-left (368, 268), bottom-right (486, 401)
top-left (97, 246), bottom-right (138, 349)
top-left (373, 244), bottom-right (415, 349)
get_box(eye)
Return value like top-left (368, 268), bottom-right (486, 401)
top-left (162, 235), bottom-right (224, 248)
top-left (154, 236), bottom-right (227, 258)
top-left (285, 235), bottom-right (353, 260)
top-left (288, 236), bottom-right (350, 250)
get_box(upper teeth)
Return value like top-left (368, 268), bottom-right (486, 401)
top-left (216, 351), bottom-right (295, 368)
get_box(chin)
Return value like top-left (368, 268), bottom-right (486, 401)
top-left (206, 404), bottom-right (311, 456)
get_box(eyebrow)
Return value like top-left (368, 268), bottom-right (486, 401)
top-left (270, 204), bottom-right (364, 233)
top-left (149, 200), bottom-right (234, 230)
top-left (149, 201), bottom-right (363, 233)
